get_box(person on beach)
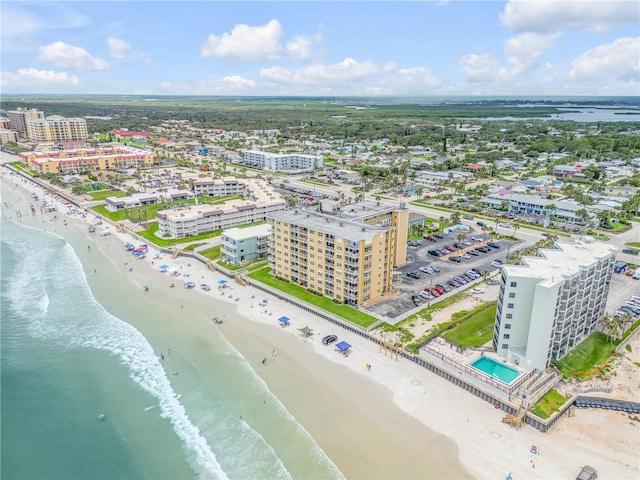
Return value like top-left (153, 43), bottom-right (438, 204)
top-left (262, 357), bottom-right (267, 366)
top-left (272, 349), bottom-right (277, 357)
top-left (160, 352), bottom-right (165, 360)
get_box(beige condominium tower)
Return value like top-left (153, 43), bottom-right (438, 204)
top-left (268, 200), bottom-right (408, 306)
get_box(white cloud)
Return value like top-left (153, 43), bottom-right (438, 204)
top-left (260, 58), bottom-right (396, 85)
top-left (503, 32), bottom-right (563, 77)
top-left (1, 68), bottom-right (81, 91)
top-left (568, 37), bottom-right (640, 80)
top-left (143, 58), bottom-right (156, 69)
top-left (458, 53), bottom-right (500, 82)
top-left (38, 41), bottom-right (110, 71)
top-left (201, 19), bottom-right (318, 60)
top-left (107, 37), bottom-right (132, 59)
top-left (500, 0), bottom-right (639, 33)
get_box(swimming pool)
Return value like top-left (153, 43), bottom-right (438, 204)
top-left (471, 356), bottom-right (522, 384)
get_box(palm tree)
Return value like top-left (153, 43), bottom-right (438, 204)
top-left (601, 315), bottom-right (624, 354)
top-left (575, 208), bottom-right (590, 225)
top-left (512, 222), bottom-right (520, 237)
top-left (546, 203), bottom-right (557, 220)
top-left (450, 211), bottom-right (462, 226)
top-left (596, 210), bottom-right (611, 228)
top-left (456, 233), bottom-right (466, 243)
top-left (481, 269), bottom-right (490, 281)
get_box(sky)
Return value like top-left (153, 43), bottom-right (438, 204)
top-left (1, 0), bottom-right (639, 97)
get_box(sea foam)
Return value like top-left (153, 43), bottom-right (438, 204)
top-left (3, 222), bottom-right (229, 480)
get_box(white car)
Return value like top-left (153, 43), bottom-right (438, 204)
top-left (471, 288), bottom-right (485, 294)
top-left (471, 236), bottom-right (483, 242)
top-left (460, 254), bottom-right (471, 260)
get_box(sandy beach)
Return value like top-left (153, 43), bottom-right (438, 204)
top-left (2, 168), bottom-right (639, 480)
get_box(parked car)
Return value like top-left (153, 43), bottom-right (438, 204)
top-left (322, 334), bottom-right (338, 345)
top-left (433, 233), bottom-right (445, 239)
top-left (406, 271), bottom-right (421, 279)
top-left (487, 242), bottom-right (501, 248)
top-left (486, 279), bottom-right (500, 285)
top-left (424, 235), bottom-right (437, 242)
top-left (449, 256), bottom-right (461, 262)
top-left (420, 266), bottom-right (433, 274)
top-left (576, 465), bottom-right (597, 480)
top-left (477, 221), bottom-right (486, 227)
top-left (411, 295), bottom-right (422, 305)
top-left (622, 248), bottom-right (639, 255)
top-left (471, 236), bottom-right (483, 242)
top-left (463, 215), bottom-right (474, 220)
top-left (467, 249), bottom-right (479, 256)
top-left (431, 265), bottom-right (441, 273)
top-left (542, 232), bottom-right (553, 237)
top-left (460, 253), bottom-right (471, 260)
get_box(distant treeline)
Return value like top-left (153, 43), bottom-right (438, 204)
top-left (2, 96), bottom-right (639, 151)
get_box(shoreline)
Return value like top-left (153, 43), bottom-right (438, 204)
top-left (2, 169), bottom-right (639, 479)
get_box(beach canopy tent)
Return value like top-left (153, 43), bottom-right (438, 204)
top-left (278, 316), bottom-right (290, 326)
top-left (218, 279), bottom-right (228, 285)
top-left (335, 341), bottom-right (351, 352)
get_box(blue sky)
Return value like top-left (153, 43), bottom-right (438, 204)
top-left (2, 1), bottom-right (639, 96)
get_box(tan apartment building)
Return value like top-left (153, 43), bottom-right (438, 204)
top-left (26, 115), bottom-right (88, 142)
top-left (19, 146), bottom-right (156, 175)
top-left (267, 201), bottom-right (408, 306)
top-left (0, 129), bottom-right (18, 146)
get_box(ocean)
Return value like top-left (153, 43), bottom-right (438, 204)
top-left (0, 217), bottom-right (342, 480)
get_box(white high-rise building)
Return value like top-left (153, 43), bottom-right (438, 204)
top-left (243, 150), bottom-right (322, 172)
top-left (493, 237), bottom-right (617, 371)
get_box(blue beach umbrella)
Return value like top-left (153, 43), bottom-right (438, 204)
top-left (218, 279), bottom-right (227, 285)
top-left (159, 264), bottom-right (169, 270)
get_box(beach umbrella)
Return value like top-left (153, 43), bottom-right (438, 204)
top-left (159, 264), bottom-right (169, 270)
top-left (218, 279), bottom-right (228, 285)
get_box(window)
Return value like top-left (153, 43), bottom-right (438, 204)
top-left (501, 344), bottom-right (509, 349)
top-left (503, 334), bottom-right (510, 340)
top-left (508, 292), bottom-right (516, 298)
top-left (504, 323), bottom-right (511, 329)
top-left (510, 281), bottom-right (517, 288)
top-left (507, 303), bottom-right (514, 309)
top-left (505, 314), bottom-right (512, 320)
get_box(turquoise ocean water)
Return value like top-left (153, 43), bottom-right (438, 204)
top-left (0, 217), bottom-right (342, 480)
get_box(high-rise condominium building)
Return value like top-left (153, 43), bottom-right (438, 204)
top-left (7, 108), bottom-right (45, 136)
top-left (268, 201), bottom-right (408, 306)
top-left (493, 237), bottom-right (617, 371)
top-left (26, 115), bottom-right (89, 142)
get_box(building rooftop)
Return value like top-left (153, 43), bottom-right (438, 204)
top-left (331, 199), bottom-right (406, 222)
top-left (223, 223), bottom-right (272, 240)
top-left (272, 209), bottom-right (390, 244)
top-left (503, 237), bottom-right (617, 287)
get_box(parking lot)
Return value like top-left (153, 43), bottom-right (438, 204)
top-left (606, 271), bottom-right (640, 319)
top-left (365, 232), bottom-right (518, 320)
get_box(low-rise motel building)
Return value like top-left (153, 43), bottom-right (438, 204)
top-left (156, 179), bottom-right (286, 239)
top-left (221, 223), bottom-right (272, 265)
top-left (19, 146), bottom-right (156, 175)
top-left (267, 200), bottom-right (409, 306)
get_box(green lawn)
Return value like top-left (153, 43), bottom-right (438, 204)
top-left (92, 203), bottom-right (167, 222)
top-left (531, 389), bottom-right (568, 419)
top-left (88, 190), bottom-right (126, 200)
top-left (442, 302), bottom-right (497, 348)
top-left (626, 242), bottom-right (640, 249)
top-left (555, 332), bottom-right (618, 380)
top-left (199, 246), bottom-right (220, 260)
top-left (248, 267), bottom-right (378, 328)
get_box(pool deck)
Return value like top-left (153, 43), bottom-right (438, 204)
top-left (420, 337), bottom-right (535, 397)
